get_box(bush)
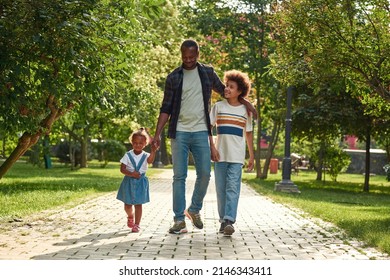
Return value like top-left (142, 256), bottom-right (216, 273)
top-left (384, 164), bottom-right (390, 182)
top-left (325, 146), bottom-right (351, 182)
top-left (92, 140), bottom-right (126, 167)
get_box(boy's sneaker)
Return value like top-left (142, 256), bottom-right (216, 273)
top-left (169, 220), bottom-right (188, 234)
top-left (184, 209), bottom-right (203, 229)
top-left (132, 224), bottom-right (140, 233)
top-left (219, 222), bottom-right (226, 233)
top-left (223, 220), bottom-right (235, 236)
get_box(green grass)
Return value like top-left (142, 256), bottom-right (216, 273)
top-left (0, 160), bottom-right (161, 222)
top-left (1, 161), bottom-right (390, 256)
top-left (243, 171), bottom-right (390, 256)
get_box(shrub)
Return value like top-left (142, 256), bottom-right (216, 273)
top-left (92, 140), bottom-right (126, 167)
top-left (384, 164), bottom-right (390, 182)
top-left (325, 146), bottom-right (351, 181)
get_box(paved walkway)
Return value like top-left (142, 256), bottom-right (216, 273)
top-left (0, 169), bottom-right (388, 260)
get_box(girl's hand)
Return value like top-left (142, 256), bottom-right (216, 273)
top-left (152, 136), bottom-right (161, 150)
top-left (151, 143), bottom-right (158, 152)
top-left (130, 171), bottom-right (141, 179)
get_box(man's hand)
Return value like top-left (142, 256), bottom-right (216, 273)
top-left (239, 96), bottom-right (258, 119)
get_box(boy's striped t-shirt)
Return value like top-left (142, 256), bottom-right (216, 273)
top-left (210, 100), bottom-right (252, 164)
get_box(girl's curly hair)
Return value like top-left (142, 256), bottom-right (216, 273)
top-left (129, 127), bottom-right (152, 145)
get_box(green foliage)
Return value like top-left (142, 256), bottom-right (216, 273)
top-left (0, 0), bottom-right (169, 175)
top-left (92, 140), bottom-right (126, 167)
top-left (307, 140), bottom-right (351, 181)
top-left (384, 164), bottom-right (390, 182)
top-left (291, 84), bottom-right (370, 141)
top-left (269, 0), bottom-right (390, 185)
top-left (0, 0), bottom-right (102, 134)
top-left (269, 0), bottom-right (390, 106)
top-left (324, 146), bottom-right (351, 182)
top-left (27, 143), bottom-right (43, 167)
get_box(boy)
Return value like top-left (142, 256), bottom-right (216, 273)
top-left (209, 70), bottom-right (255, 236)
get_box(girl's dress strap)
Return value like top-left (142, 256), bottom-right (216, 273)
top-left (126, 152), bottom-right (147, 172)
top-left (136, 153), bottom-right (147, 171)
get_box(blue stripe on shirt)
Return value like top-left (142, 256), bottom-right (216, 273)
top-left (217, 126), bottom-right (243, 137)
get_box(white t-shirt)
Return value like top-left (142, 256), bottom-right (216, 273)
top-left (177, 67), bottom-right (207, 132)
top-left (210, 100), bottom-right (253, 164)
top-left (120, 150), bottom-right (150, 174)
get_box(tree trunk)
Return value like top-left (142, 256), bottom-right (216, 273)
top-left (1, 136), bottom-right (5, 158)
top-left (0, 95), bottom-right (72, 179)
top-left (80, 126), bottom-right (89, 168)
top-left (0, 132), bottom-right (41, 179)
top-left (260, 120), bottom-right (281, 179)
top-left (160, 129), bottom-right (170, 165)
top-left (97, 120), bottom-right (103, 162)
top-left (255, 80), bottom-right (262, 178)
top-left (363, 125), bottom-right (371, 192)
top-left (316, 142), bottom-right (325, 181)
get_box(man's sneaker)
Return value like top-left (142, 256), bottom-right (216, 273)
top-left (185, 209), bottom-right (203, 229)
top-left (219, 222), bottom-right (226, 233)
top-left (169, 221), bottom-right (188, 234)
top-left (223, 220), bottom-right (235, 236)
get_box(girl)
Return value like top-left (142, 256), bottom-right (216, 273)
top-left (117, 128), bottom-right (157, 233)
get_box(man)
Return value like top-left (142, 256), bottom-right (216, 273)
top-left (152, 39), bottom-right (256, 234)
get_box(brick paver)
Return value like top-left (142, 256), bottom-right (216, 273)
top-left (0, 169), bottom-right (388, 260)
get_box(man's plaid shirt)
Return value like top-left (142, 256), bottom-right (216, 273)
top-left (160, 62), bottom-right (225, 139)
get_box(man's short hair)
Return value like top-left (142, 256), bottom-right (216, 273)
top-left (181, 39), bottom-right (199, 52)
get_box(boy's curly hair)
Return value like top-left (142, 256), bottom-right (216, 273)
top-left (224, 70), bottom-right (251, 98)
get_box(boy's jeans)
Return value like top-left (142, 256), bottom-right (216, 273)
top-left (214, 161), bottom-right (243, 223)
top-left (171, 131), bottom-right (211, 221)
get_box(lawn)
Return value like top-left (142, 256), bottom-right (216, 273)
top-left (1, 161), bottom-right (390, 256)
top-left (242, 170), bottom-right (390, 256)
top-left (0, 160), bottom-right (161, 222)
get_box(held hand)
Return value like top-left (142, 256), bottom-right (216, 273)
top-left (210, 146), bottom-right (220, 162)
top-left (151, 136), bottom-right (161, 150)
top-left (150, 142), bottom-right (158, 152)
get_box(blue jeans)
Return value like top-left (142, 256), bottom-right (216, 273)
top-left (171, 131), bottom-right (211, 221)
top-left (214, 161), bottom-right (243, 223)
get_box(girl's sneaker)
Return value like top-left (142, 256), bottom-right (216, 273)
top-left (132, 224), bottom-right (140, 233)
top-left (127, 217), bottom-right (134, 228)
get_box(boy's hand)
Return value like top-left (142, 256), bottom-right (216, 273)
top-left (246, 158), bottom-right (254, 172)
top-left (210, 145), bottom-right (220, 162)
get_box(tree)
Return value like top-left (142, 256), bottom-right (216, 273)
top-left (270, 0), bottom-right (389, 107)
top-left (0, 0), bottom-right (163, 178)
top-left (269, 0), bottom-right (390, 191)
